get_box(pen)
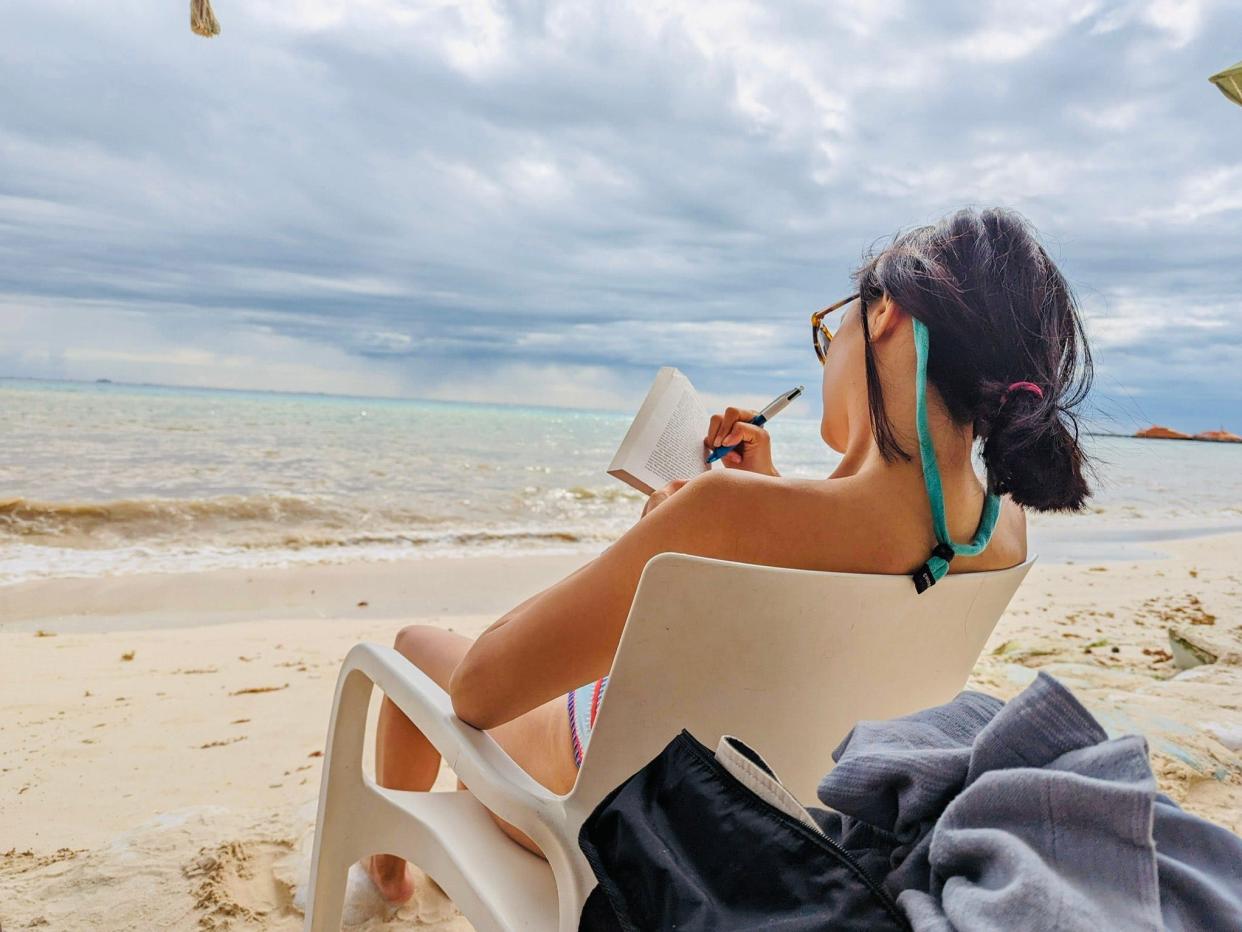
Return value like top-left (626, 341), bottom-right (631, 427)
top-left (705, 385), bottom-right (804, 464)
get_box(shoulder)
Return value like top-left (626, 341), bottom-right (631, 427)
top-left (683, 467), bottom-right (831, 500)
top-left (992, 496), bottom-right (1029, 565)
top-left (674, 468), bottom-right (834, 519)
top-left (637, 469), bottom-right (862, 569)
top-left (952, 495), bottom-right (1029, 574)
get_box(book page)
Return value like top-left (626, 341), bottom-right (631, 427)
top-left (607, 367), bottom-right (713, 494)
top-left (642, 387), bottom-right (711, 485)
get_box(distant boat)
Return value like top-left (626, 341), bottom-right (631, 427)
top-left (1194, 428), bottom-right (1242, 443)
top-left (1135, 424), bottom-right (1193, 440)
top-left (96, 378), bottom-right (113, 384)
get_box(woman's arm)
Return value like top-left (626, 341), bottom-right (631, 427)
top-left (448, 469), bottom-right (746, 729)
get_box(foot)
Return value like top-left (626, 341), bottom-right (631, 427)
top-left (364, 853), bottom-right (416, 905)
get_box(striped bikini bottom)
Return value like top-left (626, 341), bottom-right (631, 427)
top-left (567, 676), bottom-right (609, 768)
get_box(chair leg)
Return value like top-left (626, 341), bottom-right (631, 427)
top-left (303, 844), bottom-right (353, 932)
top-left (304, 668), bottom-right (375, 932)
top-left (550, 845), bottom-right (598, 932)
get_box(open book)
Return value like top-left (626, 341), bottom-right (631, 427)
top-left (607, 367), bottom-right (715, 495)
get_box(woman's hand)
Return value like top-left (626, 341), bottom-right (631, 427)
top-left (642, 478), bottom-right (688, 517)
top-left (705, 408), bottom-right (780, 477)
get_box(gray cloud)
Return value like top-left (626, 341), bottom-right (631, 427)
top-left (2, 0), bottom-right (1240, 429)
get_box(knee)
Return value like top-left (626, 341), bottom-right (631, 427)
top-left (391, 625), bottom-right (469, 692)
top-left (393, 624), bottom-right (439, 662)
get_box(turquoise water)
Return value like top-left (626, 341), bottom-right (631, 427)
top-left (2, 378), bottom-right (1240, 584)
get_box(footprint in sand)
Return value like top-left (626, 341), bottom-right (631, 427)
top-left (185, 838), bottom-right (297, 927)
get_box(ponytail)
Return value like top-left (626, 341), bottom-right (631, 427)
top-left (976, 380), bottom-right (1090, 511)
top-left (855, 207), bottom-right (1093, 513)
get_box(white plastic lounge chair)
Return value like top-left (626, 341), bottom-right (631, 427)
top-left (304, 552), bottom-right (1033, 931)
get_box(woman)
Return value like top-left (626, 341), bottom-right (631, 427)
top-left (366, 207), bottom-right (1092, 902)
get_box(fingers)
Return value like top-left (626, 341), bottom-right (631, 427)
top-left (720, 430), bottom-right (762, 467)
top-left (706, 414), bottom-right (722, 449)
top-left (644, 478), bottom-right (690, 516)
top-left (705, 407), bottom-right (758, 448)
top-left (719, 420), bottom-right (767, 448)
top-left (718, 407), bottom-right (758, 446)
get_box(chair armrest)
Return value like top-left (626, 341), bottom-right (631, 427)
top-left (337, 642), bottom-right (564, 840)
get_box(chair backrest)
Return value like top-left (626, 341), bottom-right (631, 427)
top-left (567, 552), bottom-right (1032, 816)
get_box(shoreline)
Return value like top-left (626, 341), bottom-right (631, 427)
top-left (0, 551), bottom-right (599, 634)
top-left (2, 534), bottom-right (1240, 929)
top-left (1027, 517), bottom-right (1242, 562)
top-left (7, 515), bottom-right (1242, 632)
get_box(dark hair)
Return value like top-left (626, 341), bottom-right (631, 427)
top-left (853, 207), bottom-right (1092, 512)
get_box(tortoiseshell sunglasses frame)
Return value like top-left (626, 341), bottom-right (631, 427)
top-left (811, 292), bottom-right (860, 364)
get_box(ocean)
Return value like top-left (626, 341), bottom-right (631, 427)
top-left (3, 378), bottom-right (1241, 586)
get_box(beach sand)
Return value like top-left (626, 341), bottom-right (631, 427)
top-left (3, 537), bottom-right (1241, 930)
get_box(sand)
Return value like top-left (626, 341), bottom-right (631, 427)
top-left (3, 538), bottom-right (1241, 930)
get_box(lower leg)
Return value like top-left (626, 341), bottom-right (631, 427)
top-left (376, 695), bottom-right (442, 791)
top-left (367, 627), bottom-right (472, 903)
top-left (364, 626), bottom-right (579, 897)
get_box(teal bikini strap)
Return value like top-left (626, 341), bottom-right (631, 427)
top-left (911, 317), bottom-right (1001, 593)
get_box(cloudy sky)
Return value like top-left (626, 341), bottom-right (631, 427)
top-left (2, 0), bottom-right (1240, 429)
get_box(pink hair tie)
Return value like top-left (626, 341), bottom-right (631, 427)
top-left (1002, 381), bottom-right (1044, 403)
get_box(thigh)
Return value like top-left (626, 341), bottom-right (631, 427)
top-left (393, 625), bottom-right (578, 794)
top-left (486, 693), bottom-right (579, 796)
top-left (473, 695), bottom-right (578, 855)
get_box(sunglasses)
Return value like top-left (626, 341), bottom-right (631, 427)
top-left (811, 293), bottom-right (860, 364)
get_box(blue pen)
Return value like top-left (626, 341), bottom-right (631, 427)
top-left (705, 385), bottom-right (804, 464)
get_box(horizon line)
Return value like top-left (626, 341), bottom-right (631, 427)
top-left (0, 373), bottom-right (644, 418)
top-left (5, 374), bottom-right (1233, 437)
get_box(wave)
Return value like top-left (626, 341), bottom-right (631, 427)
top-left (0, 492), bottom-right (627, 554)
top-left (249, 527), bottom-right (592, 550)
top-left (558, 485), bottom-right (644, 502)
top-left (0, 492), bottom-right (620, 585)
top-left (0, 494), bottom-right (436, 544)
top-left (0, 527), bottom-right (609, 587)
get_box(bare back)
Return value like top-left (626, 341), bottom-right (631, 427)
top-left (448, 466), bottom-right (1026, 731)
